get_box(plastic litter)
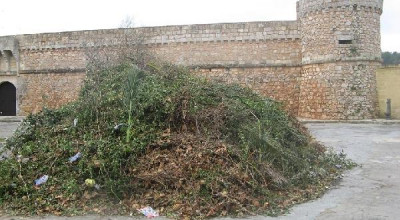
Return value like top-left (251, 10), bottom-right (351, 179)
top-left (16, 155), bottom-right (30, 163)
top-left (85, 179), bottom-right (96, 187)
top-left (94, 184), bottom-right (101, 190)
top-left (113, 123), bottom-right (126, 131)
top-left (69, 152), bottom-right (82, 163)
top-left (35, 175), bottom-right (49, 186)
top-left (138, 206), bottom-right (159, 218)
top-left (73, 118), bottom-right (78, 127)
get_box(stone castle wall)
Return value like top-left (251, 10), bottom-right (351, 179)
top-left (0, 0), bottom-right (384, 119)
top-left (1, 21), bottom-right (303, 115)
top-left (17, 21), bottom-right (300, 69)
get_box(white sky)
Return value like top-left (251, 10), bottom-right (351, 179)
top-left (0, 0), bottom-right (398, 52)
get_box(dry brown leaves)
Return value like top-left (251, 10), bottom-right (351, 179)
top-left (125, 133), bottom-right (268, 218)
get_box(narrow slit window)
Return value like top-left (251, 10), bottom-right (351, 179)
top-left (339, 40), bottom-right (353, 45)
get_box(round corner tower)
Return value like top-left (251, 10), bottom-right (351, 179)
top-left (297, 0), bottom-right (384, 120)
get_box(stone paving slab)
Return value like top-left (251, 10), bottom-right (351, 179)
top-left (0, 117), bottom-right (25, 123)
top-left (0, 122), bottom-right (20, 139)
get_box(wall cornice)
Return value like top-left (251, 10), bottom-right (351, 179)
top-left (302, 56), bottom-right (382, 65)
top-left (298, 0), bottom-right (384, 17)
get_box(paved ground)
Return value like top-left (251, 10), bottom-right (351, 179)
top-left (261, 123), bottom-right (400, 220)
top-left (0, 122), bottom-right (20, 139)
top-left (0, 121), bottom-right (20, 159)
top-left (0, 122), bottom-right (399, 220)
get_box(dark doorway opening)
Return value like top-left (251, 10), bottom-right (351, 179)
top-left (0, 82), bottom-right (16, 116)
top-left (339, 40), bottom-right (353, 45)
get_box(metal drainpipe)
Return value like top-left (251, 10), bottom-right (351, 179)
top-left (385, 99), bottom-right (391, 120)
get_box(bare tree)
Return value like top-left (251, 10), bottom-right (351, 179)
top-left (120, 15), bottom-right (136, 28)
top-left (84, 14), bottom-right (151, 72)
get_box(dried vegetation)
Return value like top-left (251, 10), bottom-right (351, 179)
top-left (0, 51), bottom-right (353, 218)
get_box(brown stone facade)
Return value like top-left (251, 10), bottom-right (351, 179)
top-left (0, 0), bottom-right (384, 119)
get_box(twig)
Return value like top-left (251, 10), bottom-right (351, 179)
top-left (18, 160), bottom-right (30, 200)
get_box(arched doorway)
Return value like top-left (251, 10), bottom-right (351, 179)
top-left (0, 82), bottom-right (16, 116)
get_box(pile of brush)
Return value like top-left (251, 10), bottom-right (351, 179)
top-left (0, 61), bottom-right (352, 218)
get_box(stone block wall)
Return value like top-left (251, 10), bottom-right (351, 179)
top-left (15, 21), bottom-right (301, 69)
top-left (16, 21), bottom-right (300, 50)
top-left (298, 61), bottom-right (379, 119)
top-left (0, 0), bottom-right (384, 119)
top-left (150, 39), bottom-right (301, 67)
top-left (194, 67), bottom-right (301, 115)
top-left (19, 49), bottom-right (87, 73)
top-left (18, 73), bottom-right (85, 115)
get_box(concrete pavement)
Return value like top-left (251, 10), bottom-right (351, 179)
top-left (0, 122), bottom-right (20, 140)
top-left (0, 120), bottom-right (20, 159)
top-left (258, 123), bottom-right (400, 220)
top-left (0, 123), bottom-right (399, 220)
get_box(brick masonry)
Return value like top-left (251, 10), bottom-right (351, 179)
top-left (0, 0), bottom-right (384, 119)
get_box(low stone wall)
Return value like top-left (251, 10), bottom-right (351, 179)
top-left (376, 67), bottom-right (400, 119)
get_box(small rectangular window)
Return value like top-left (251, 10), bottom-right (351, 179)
top-left (339, 40), bottom-right (353, 45)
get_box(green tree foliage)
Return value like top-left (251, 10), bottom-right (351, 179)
top-left (382, 51), bottom-right (400, 66)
